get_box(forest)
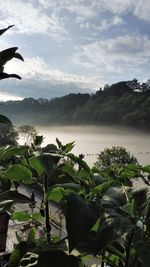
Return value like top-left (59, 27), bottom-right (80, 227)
top-left (1, 79), bottom-right (150, 130)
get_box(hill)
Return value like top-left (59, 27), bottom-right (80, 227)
top-left (0, 79), bottom-right (150, 130)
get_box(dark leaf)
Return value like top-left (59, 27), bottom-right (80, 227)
top-left (0, 72), bottom-right (22, 80)
top-left (0, 114), bottom-right (12, 124)
top-left (35, 153), bottom-right (62, 175)
top-left (8, 242), bottom-right (32, 267)
top-left (0, 47), bottom-right (18, 66)
top-left (0, 200), bottom-right (13, 212)
top-left (33, 135), bottom-right (44, 146)
top-left (68, 153), bottom-right (90, 172)
top-left (56, 137), bottom-right (63, 149)
top-left (14, 52), bottom-right (24, 61)
top-left (65, 193), bottom-right (100, 252)
top-left (37, 249), bottom-right (82, 267)
top-left (19, 252), bottom-right (38, 267)
top-left (0, 25), bottom-right (14, 36)
top-left (0, 190), bottom-right (31, 203)
top-left (0, 146), bottom-right (29, 160)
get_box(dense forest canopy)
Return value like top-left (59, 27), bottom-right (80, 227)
top-left (1, 78), bottom-right (150, 130)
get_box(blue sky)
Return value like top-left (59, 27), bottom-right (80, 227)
top-left (0, 0), bottom-right (150, 100)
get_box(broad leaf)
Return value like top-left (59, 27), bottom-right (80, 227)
top-left (0, 146), bottom-right (29, 160)
top-left (92, 180), bottom-right (114, 194)
top-left (61, 163), bottom-right (77, 178)
top-left (46, 187), bottom-right (67, 203)
top-left (12, 211), bottom-right (31, 221)
top-left (29, 156), bottom-right (44, 176)
top-left (0, 190), bottom-right (31, 203)
top-left (8, 242), bottom-right (31, 267)
top-left (31, 153), bottom-right (61, 175)
top-left (65, 193), bottom-right (100, 252)
top-left (0, 25), bottom-right (14, 36)
top-left (4, 164), bottom-right (32, 183)
top-left (142, 165), bottom-right (150, 173)
top-left (13, 52), bottom-right (24, 61)
top-left (68, 153), bottom-right (90, 172)
top-left (0, 47), bottom-right (18, 66)
top-left (27, 227), bottom-right (36, 242)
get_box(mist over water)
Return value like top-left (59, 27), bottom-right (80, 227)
top-left (37, 125), bottom-right (150, 166)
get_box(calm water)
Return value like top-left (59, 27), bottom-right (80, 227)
top-left (37, 125), bottom-right (150, 167)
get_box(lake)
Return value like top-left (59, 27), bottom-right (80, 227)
top-left (37, 125), bottom-right (150, 166)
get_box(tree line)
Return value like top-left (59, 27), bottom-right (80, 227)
top-left (1, 78), bottom-right (150, 130)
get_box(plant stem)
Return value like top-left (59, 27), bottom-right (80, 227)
top-left (44, 173), bottom-right (51, 244)
top-left (101, 251), bottom-right (105, 267)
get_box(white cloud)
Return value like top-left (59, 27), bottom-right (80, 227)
top-left (4, 56), bottom-right (100, 89)
top-left (99, 0), bottom-right (133, 14)
top-left (0, 0), bottom-right (68, 40)
top-left (133, 0), bottom-right (150, 22)
top-left (95, 16), bottom-right (123, 31)
top-left (98, 0), bottom-right (150, 23)
top-left (73, 34), bottom-right (150, 74)
top-left (0, 92), bottom-right (23, 101)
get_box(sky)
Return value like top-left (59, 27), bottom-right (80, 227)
top-left (0, 0), bottom-right (150, 101)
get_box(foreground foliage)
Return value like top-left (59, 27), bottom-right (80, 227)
top-left (0, 136), bottom-right (150, 267)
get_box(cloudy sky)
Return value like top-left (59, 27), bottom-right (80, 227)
top-left (0, 0), bottom-right (150, 101)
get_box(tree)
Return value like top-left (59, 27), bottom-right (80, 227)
top-left (0, 114), bottom-right (18, 146)
top-left (18, 125), bottom-right (37, 145)
top-left (94, 146), bottom-right (138, 170)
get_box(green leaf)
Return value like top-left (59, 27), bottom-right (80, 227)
top-left (27, 227), bottom-right (36, 242)
top-left (62, 141), bottom-right (75, 153)
top-left (52, 183), bottom-right (81, 191)
top-left (46, 187), bottom-right (67, 203)
top-left (29, 156), bottom-right (44, 176)
top-left (61, 164), bottom-right (77, 178)
top-left (31, 153), bottom-right (61, 175)
top-left (0, 146), bottom-right (29, 160)
top-left (65, 193), bottom-right (100, 252)
top-left (121, 201), bottom-right (134, 215)
top-left (13, 211), bottom-right (31, 221)
top-left (142, 165), bottom-right (150, 173)
top-left (91, 219), bottom-right (100, 232)
top-left (4, 164), bottom-right (32, 183)
top-left (0, 190), bottom-right (31, 203)
top-left (77, 169), bottom-right (89, 179)
top-left (68, 153), bottom-right (90, 172)
top-left (92, 180), bottom-right (114, 194)
top-left (32, 212), bottom-right (44, 224)
top-left (8, 242), bottom-right (30, 267)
